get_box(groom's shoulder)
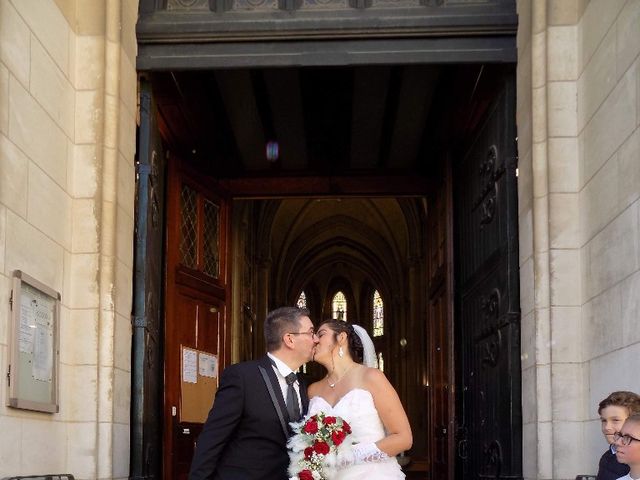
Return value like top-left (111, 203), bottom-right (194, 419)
top-left (223, 357), bottom-right (266, 375)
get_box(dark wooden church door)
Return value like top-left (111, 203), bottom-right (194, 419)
top-left (132, 81), bottom-right (166, 480)
top-left (453, 74), bottom-right (522, 479)
top-left (163, 159), bottom-right (232, 480)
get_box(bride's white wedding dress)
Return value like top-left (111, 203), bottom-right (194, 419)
top-left (307, 388), bottom-right (405, 479)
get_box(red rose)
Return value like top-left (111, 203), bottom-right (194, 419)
top-left (298, 469), bottom-right (314, 480)
top-left (313, 440), bottom-right (330, 455)
top-left (303, 420), bottom-right (319, 434)
top-left (304, 446), bottom-right (314, 459)
top-left (324, 416), bottom-right (337, 425)
top-left (331, 429), bottom-right (346, 446)
top-left (342, 420), bottom-right (352, 434)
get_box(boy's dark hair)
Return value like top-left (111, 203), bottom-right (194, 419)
top-left (598, 391), bottom-right (640, 415)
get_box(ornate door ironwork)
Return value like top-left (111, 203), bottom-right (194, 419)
top-left (453, 75), bottom-right (521, 479)
top-left (132, 80), bottom-right (166, 480)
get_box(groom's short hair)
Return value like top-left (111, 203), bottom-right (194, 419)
top-left (264, 306), bottom-right (310, 352)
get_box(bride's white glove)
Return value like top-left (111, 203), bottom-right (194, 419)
top-left (334, 442), bottom-right (389, 468)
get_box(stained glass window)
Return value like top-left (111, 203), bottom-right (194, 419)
top-left (332, 291), bottom-right (347, 321)
top-left (377, 352), bottom-right (384, 372)
top-left (297, 291), bottom-right (307, 309)
top-left (373, 290), bottom-right (384, 337)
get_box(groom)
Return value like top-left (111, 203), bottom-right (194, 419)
top-left (189, 306), bottom-right (318, 480)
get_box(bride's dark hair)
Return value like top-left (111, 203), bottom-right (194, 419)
top-left (319, 320), bottom-right (364, 364)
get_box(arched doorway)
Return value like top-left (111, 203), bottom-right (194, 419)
top-left (232, 197), bottom-right (432, 475)
top-left (133, 3), bottom-right (521, 479)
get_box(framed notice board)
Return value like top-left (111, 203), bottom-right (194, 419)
top-left (7, 271), bottom-right (61, 413)
top-left (180, 345), bottom-right (218, 423)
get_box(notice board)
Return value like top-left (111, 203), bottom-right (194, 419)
top-left (180, 345), bottom-right (218, 423)
top-left (7, 270), bottom-right (61, 413)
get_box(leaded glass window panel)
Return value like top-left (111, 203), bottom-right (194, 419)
top-left (297, 291), bottom-right (307, 309)
top-left (372, 290), bottom-right (384, 337)
top-left (203, 198), bottom-right (220, 278)
top-left (179, 184), bottom-right (197, 268)
top-left (332, 291), bottom-right (347, 321)
top-left (377, 352), bottom-right (384, 372)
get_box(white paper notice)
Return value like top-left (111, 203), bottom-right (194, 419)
top-left (199, 353), bottom-right (218, 378)
top-left (33, 321), bottom-right (53, 382)
top-left (182, 348), bottom-right (198, 384)
top-left (19, 296), bottom-right (36, 354)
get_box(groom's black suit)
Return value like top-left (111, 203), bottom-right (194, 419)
top-left (189, 355), bottom-right (309, 480)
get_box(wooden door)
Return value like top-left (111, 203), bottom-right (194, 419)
top-left (453, 74), bottom-right (521, 479)
top-left (426, 159), bottom-right (455, 480)
top-left (164, 158), bottom-right (231, 480)
top-left (131, 80), bottom-right (165, 480)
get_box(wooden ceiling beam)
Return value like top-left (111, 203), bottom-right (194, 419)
top-left (350, 66), bottom-right (390, 169)
top-left (262, 69), bottom-right (309, 170)
top-left (217, 175), bottom-right (435, 198)
top-left (214, 70), bottom-right (267, 171)
top-left (387, 65), bottom-right (439, 169)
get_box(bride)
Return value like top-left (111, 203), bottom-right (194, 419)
top-left (303, 320), bottom-right (412, 479)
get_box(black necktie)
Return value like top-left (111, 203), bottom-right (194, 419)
top-left (285, 372), bottom-right (301, 422)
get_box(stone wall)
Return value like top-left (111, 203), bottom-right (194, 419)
top-left (517, 0), bottom-right (640, 478)
top-left (0, 1), bottom-right (138, 478)
top-left (578, 0), bottom-right (640, 471)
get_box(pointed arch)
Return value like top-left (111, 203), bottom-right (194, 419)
top-left (331, 291), bottom-right (347, 321)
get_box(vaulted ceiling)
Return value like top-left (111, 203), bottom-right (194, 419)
top-left (238, 197), bottom-right (426, 320)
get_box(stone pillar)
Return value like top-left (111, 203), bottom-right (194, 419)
top-left (517, 0), bottom-right (640, 478)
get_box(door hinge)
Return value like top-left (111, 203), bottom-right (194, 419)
top-left (7, 364), bottom-right (11, 387)
top-left (9, 289), bottom-right (13, 311)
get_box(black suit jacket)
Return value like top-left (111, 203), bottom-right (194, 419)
top-left (189, 355), bottom-right (309, 480)
top-left (596, 448), bottom-right (629, 480)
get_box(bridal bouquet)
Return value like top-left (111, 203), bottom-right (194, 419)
top-left (288, 412), bottom-right (353, 480)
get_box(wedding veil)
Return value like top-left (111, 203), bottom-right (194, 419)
top-left (352, 324), bottom-right (379, 369)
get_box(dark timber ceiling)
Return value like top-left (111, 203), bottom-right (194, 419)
top-left (150, 63), bottom-right (509, 180)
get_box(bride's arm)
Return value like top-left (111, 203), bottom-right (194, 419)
top-left (364, 368), bottom-right (413, 456)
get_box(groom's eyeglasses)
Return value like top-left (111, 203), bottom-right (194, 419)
top-left (288, 328), bottom-right (317, 338)
top-left (613, 432), bottom-right (640, 446)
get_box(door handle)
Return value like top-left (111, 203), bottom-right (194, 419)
top-left (457, 439), bottom-right (468, 460)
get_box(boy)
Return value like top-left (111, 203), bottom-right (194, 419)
top-left (597, 391), bottom-right (640, 480)
top-left (614, 414), bottom-right (640, 480)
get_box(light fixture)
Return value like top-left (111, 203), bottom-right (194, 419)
top-left (265, 140), bottom-right (279, 162)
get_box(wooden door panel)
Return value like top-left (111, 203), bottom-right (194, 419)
top-left (168, 290), bottom-right (225, 480)
top-left (164, 157), bottom-right (231, 480)
top-left (132, 80), bottom-right (166, 480)
top-left (175, 290), bottom-right (199, 348)
top-left (197, 301), bottom-right (223, 355)
top-left (426, 160), bottom-right (454, 480)
top-left (453, 74), bottom-right (521, 480)
top-left (430, 286), bottom-right (449, 468)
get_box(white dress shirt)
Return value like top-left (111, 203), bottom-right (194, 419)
top-left (267, 352), bottom-right (302, 414)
